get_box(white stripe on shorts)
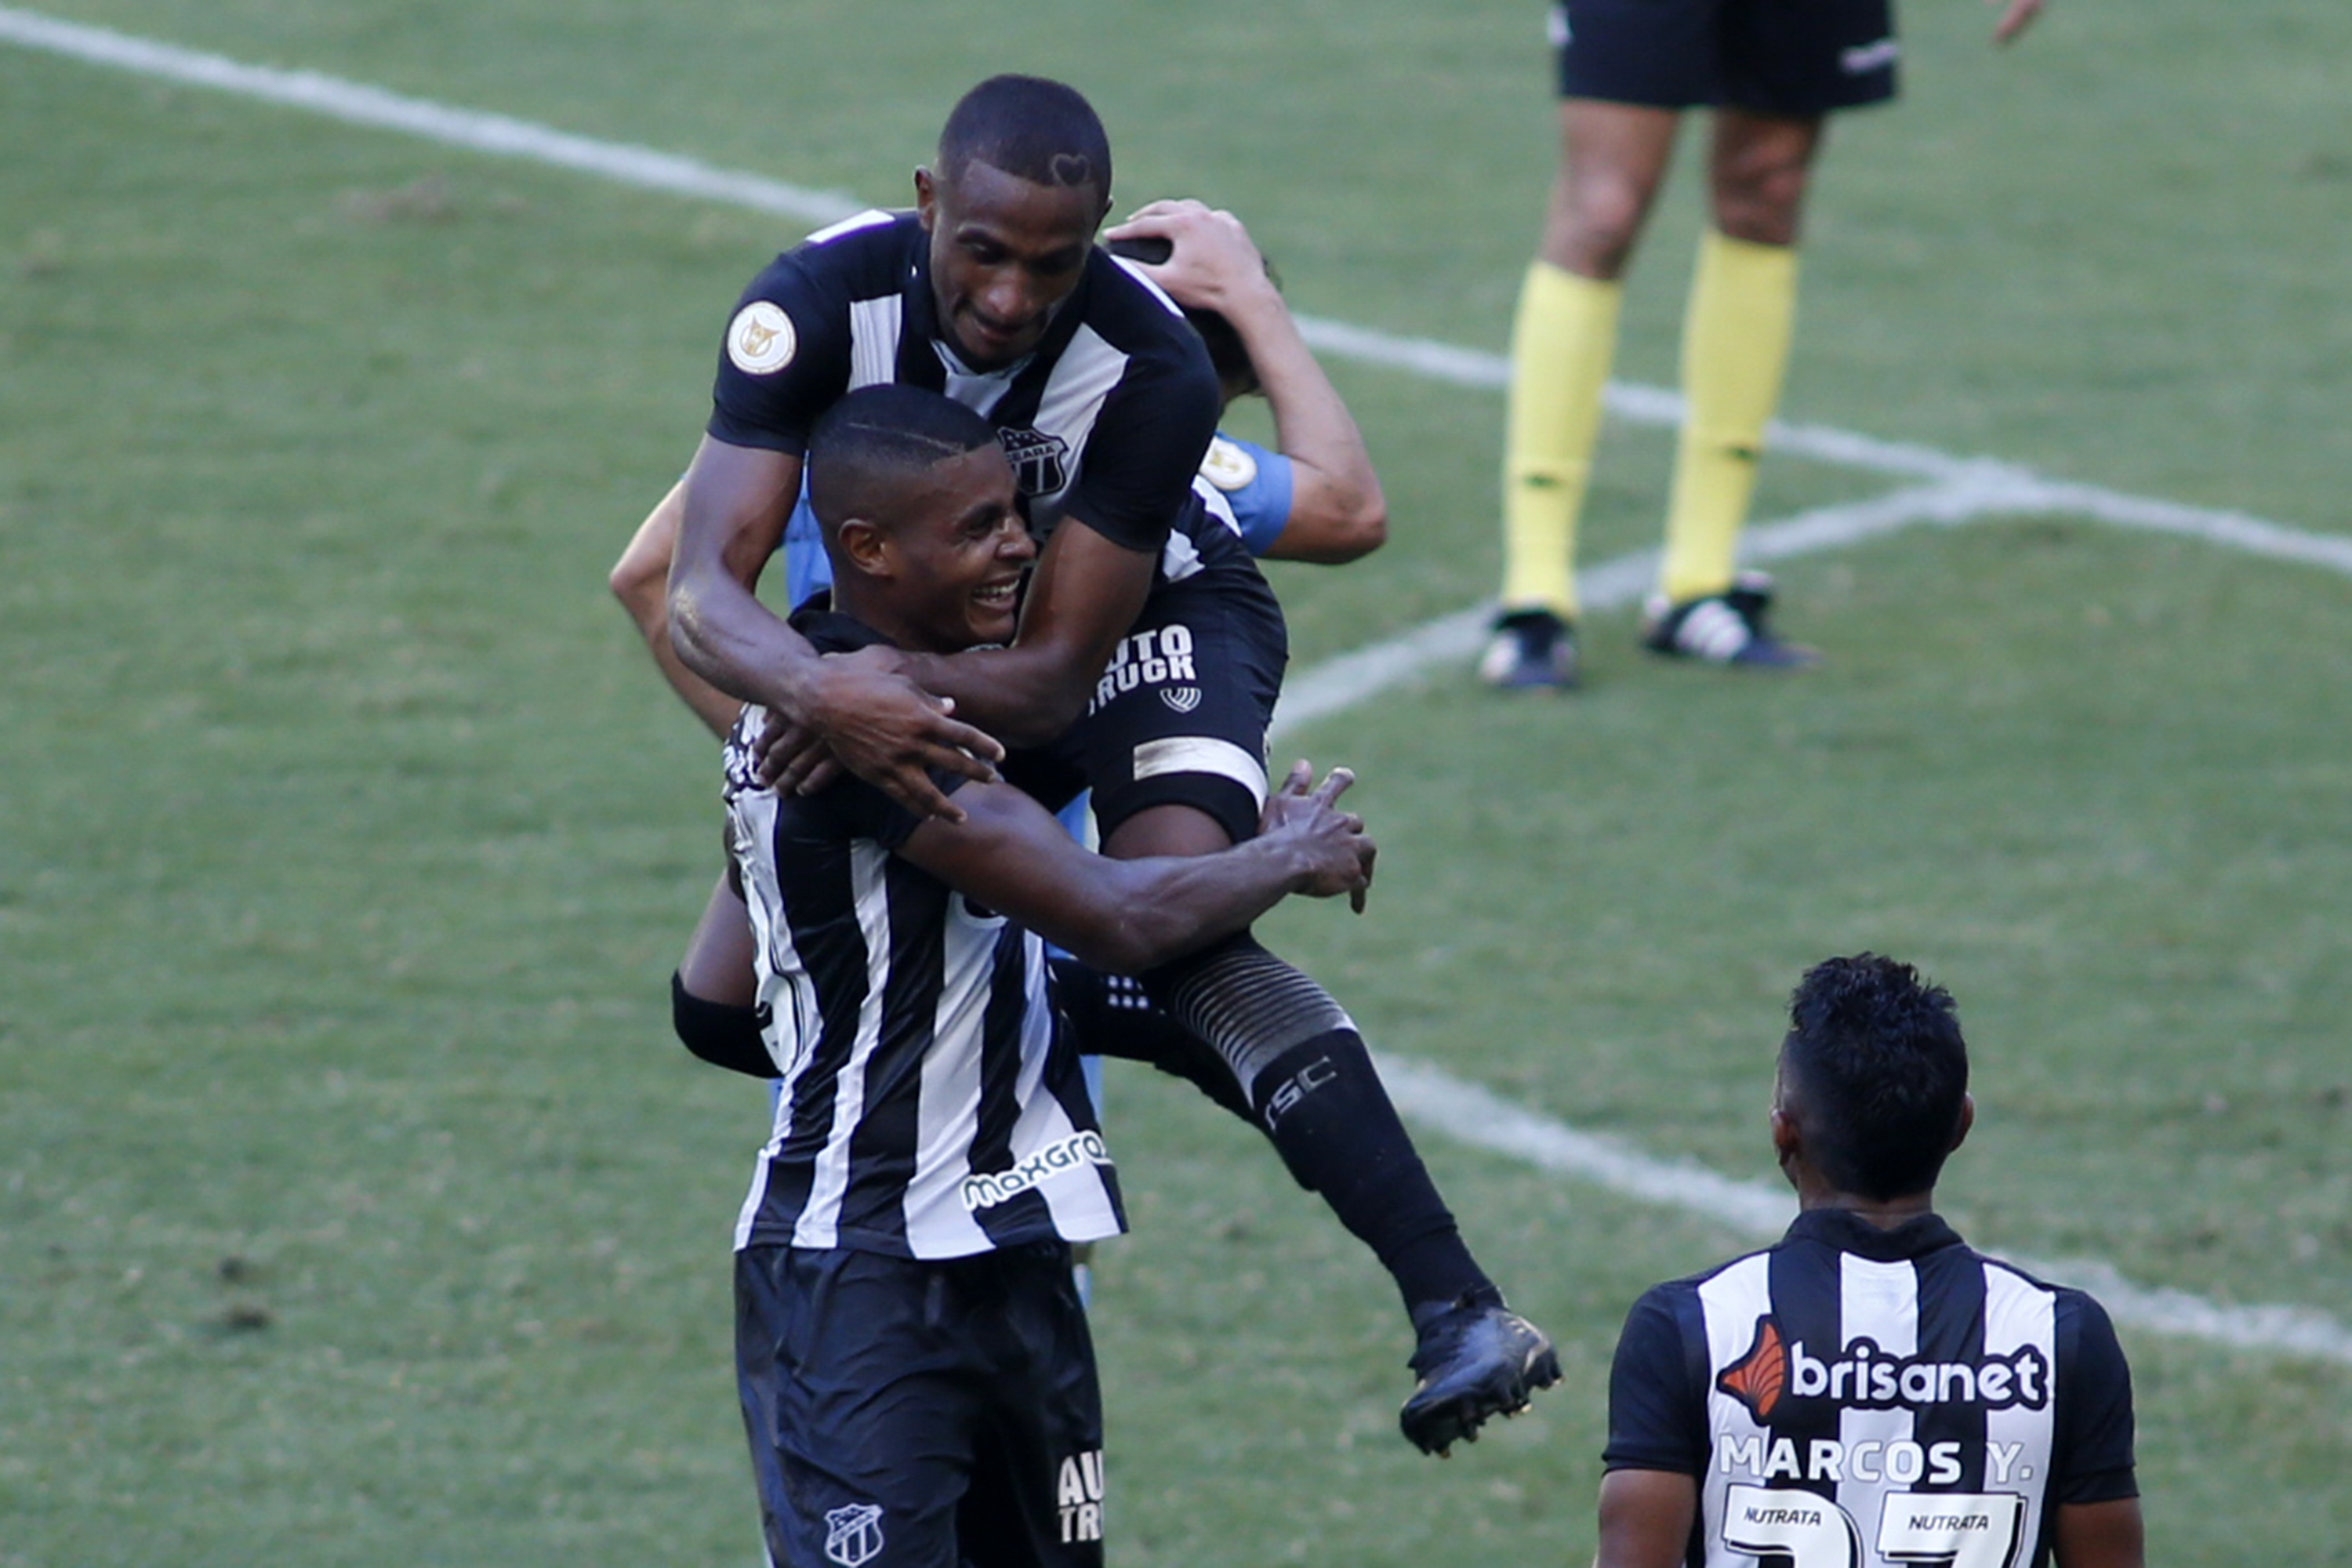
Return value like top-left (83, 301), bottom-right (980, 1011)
top-left (1132, 737), bottom-right (1269, 807)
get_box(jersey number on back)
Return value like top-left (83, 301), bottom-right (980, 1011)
top-left (1722, 1484), bottom-right (2027, 1568)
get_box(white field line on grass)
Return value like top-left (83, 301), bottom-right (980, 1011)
top-left (13, 5), bottom-right (2350, 1367)
top-left (0, 6), bottom-right (871, 227)
top-left (1272, 464), bottom-right (2352, 731)
top-left (1269, 478), bottom-right (1976, 734)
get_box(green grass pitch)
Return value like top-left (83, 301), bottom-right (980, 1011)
top-left (4, 1), bottom-right (2350, 1563)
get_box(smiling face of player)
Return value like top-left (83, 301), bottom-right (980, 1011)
top-left (844, 442), bottom-right (1036, 654)
top-left (916, 158), bottom-right (1108, 371)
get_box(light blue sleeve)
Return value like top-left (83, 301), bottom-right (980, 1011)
top-left (781, 476), bottom-right (833, 612)
top-left (1208, 434), bottom-right (1296, 557)
top-left (1051, 789), bottom-right (1102, 1120)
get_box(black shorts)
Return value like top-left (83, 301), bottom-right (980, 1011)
top-left (1553, 0), bottom-right (1899, 116)
top-left (1046, 554), bottom-right (1288, 848)
top-left (736, 1241), bottom-right (1106, 1568)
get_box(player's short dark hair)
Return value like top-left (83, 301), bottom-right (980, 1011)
top-left (806, 384), bottom-right (1000, 532)
top-left (1780, 953), bottom-right (1969, 1200)
top-left (938, 74), bottom-right (1112, 201)
top-left (1189, 309), bottom-right (1256, 397)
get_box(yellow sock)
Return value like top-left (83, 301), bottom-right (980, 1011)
top-left (1500, 261), bottom-right (1621, 622)
top-left (1658, 230), bottom-right (1798, 604)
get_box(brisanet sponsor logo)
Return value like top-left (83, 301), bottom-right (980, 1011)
top-left (1717, 1316), bottom-right (2049, 1421)
top-left (1785, 1335), bottom-right (2050, 1410)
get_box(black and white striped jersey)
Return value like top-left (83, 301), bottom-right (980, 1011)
top-left (1606, 1209), bottom-right (2136, 1568)
top-left (724, 612), bottom-right (1126, 1261)
top-left (708, 209), bottom-right (1248, 586)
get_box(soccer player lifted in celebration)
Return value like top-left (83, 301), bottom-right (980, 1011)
top-left (1595, 955), bottom-right (2143, 1568)
top-left (661, 74), bottom-right (1558, 1452)
top-left (725, 385), bottom-right (1378, 1567)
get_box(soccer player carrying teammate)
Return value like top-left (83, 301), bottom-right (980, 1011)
top-left (727, 384), bottom-right (1375, 1566)
top-left (1596, 954), bottom-right (2143, 1568)
top-left (648, 74), bottom-right (1556, 1453)
top-left (1483, 0), bottom-right (2046, 687)
top-left (611, 196), bottom-right (1388, 720)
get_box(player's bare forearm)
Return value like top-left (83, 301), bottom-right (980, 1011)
top-left (1243, 310), bottom-right (1388, 564)
top-left (898, 518), bottom-right (1155, 749)
top-left (669, 565), bottom-right (816, 713)
top-left (900, 763), bottom-right (1373, 975)
top-left (647, 630), bottom-right (750, 738)
top-left (717, 641), bottom-right (1004, 823)
top-left (1083, 770), bottom-right (1372, 967)
top-left (611, 477), bottom-right (746, 737)
top-left (894, 640), bottom-right (1093, 750)
top-left (1105, 199), bottom-right (1386, 564)
top-left (666, 436), bottom-right (820, 714)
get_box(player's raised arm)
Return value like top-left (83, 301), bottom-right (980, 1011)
top-left (669, 433), bottom-right (1003, 821)
top-left (1107, 199), bottom-right (1388, 564)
